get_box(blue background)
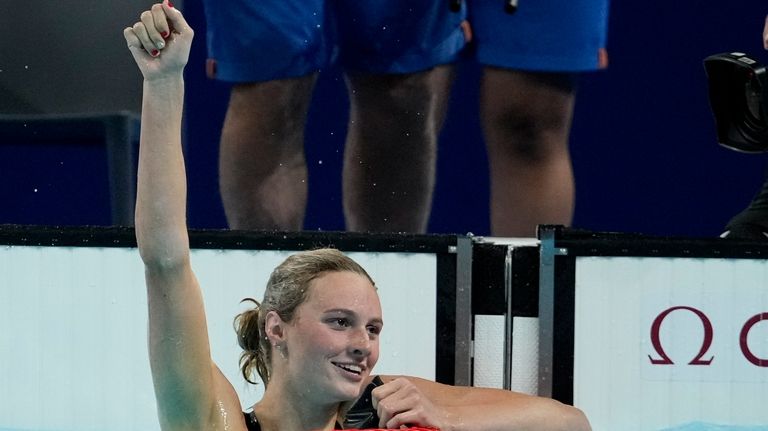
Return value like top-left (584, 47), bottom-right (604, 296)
top-left (181, 0), bottom-right (768, 237)
top-left (3, 1), bottom-right (767, 237)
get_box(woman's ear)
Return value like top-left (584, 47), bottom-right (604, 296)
top-left (264, 310), bottom-right (286, 346)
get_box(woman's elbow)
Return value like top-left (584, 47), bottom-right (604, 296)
top-left (526, 397), bottom-right (591, 431)
top-left (141, 251), bottom-right (190, 271)
top-left (137, 238), bottom-right (190, 270)
top-left (136, 228), bottom-right (190, 269)
top-left (556, 403), bottom-right (591, 431)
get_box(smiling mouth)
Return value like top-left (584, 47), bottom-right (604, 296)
top-left (333, 362), bottom-right (363, 375)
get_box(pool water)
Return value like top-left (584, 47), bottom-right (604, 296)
top-left (661, 423), bottom-right (768, 431)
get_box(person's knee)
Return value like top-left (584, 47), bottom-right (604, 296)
top-left (221, 78), bottom-right (315, 177)
top-left (227, 76), bottom-right (315, 138)
top-left (483, 72), bottom-right (575, 163)
top-left (485, 105), bottom-right (570, 163)
top-left (347, 68), bottom-right (451, 129)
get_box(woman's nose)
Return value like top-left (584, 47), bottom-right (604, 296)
top-left (348, 328), bottom-right (371, 356)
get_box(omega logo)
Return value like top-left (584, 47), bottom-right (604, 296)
top-left (648, 306), bottom-right (768, 368)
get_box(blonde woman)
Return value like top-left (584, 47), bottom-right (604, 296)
top-left (125, 3), bottom-right (591, 430)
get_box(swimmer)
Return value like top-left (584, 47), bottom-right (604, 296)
top-left (125, 3), bottom-right (592, 430)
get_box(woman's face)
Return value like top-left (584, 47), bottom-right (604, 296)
top-left (283, 270), bottom-right (382, 403)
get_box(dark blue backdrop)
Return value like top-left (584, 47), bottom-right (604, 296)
top-left (4, 1), bottom-right (766, 237)
top-left (181, 0), bottom-right (768, 237)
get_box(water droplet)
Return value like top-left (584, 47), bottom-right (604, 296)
top-left (33, 188), bottom-right (38, 193)
top-left (372, 183), bottom-right (377, 187)
top-left (318, 160), bottom-right (323, 165)
top-left (316, 24), bottom-right (321, 29)
top-left (330, 132), bottom-right (335, 136)
top-left (24, 65), bottom-right (29, 70)
top-left (382, 26), bottom-right (387, 30)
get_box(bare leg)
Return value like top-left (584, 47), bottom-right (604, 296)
top-left (480, 67), bottom-right (576, 237)
top-left (343, 65), bottom-right (454, 233)
top-left (218, 75), bottom-right (317, 230)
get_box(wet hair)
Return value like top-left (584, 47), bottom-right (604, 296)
top-left (234, 248), bottom-right (375, 386)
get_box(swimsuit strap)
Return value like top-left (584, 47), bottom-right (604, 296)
top-left (245, 409), bottom-right (343, 430)
top-left (243, 410), bottom-right (261, 431)
top-left (343, 375), bottom-right (384, 429)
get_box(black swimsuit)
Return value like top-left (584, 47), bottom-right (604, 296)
top-left (243, 410), bottom-right (262, 431)
top-left (243, 375), bottom-right (383, 430)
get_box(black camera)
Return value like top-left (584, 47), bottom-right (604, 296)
top-left (704, 52), bottom-right (768, 152)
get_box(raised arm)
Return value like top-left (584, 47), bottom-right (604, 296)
top-left (373, 375), bottom-right (591, 431)
top-left (125, 4), bottom-right (242, 431)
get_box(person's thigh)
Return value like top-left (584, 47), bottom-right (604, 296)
top-left (469, 0), bottom-right (610, 72)
top-left (202, 0), bottom-right (333, 82)
top-left (333, 0), bottom-right (468, 74)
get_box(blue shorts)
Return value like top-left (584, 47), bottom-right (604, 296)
top-left (467, 0), bottom-right (610, 72)
top-left (202, 0), bottom-right (468, 82)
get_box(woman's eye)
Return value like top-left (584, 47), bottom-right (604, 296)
top-left (367, 325), bottom-right (381, 335)
top-left (329, 318), bottom-right (350, 327)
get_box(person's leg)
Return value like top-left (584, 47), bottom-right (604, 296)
top-left (202, 0), bottom-right (330, 230)
top-left (468, 0), bottom-right (608, 237)
top-left (343, 65), bottom-right (454, 233)
top-left (219, 75), bottom-right (317, 230)
top-left (332, 0), bottom-right (466, 233)
top-left (480, 68), bottom-right (576, 237)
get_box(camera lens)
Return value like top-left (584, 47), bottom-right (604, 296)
top-left (704, 52), bottom-right (768, 152)
top-left (745, 74), bottom-right (763, 123)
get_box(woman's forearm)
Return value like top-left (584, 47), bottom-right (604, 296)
top-left (442, 396), bottom-right (591, 431)
top-left (135, 74), bottom-right (189, 267)
top-left (378, 376), bottom-right (590, 431)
